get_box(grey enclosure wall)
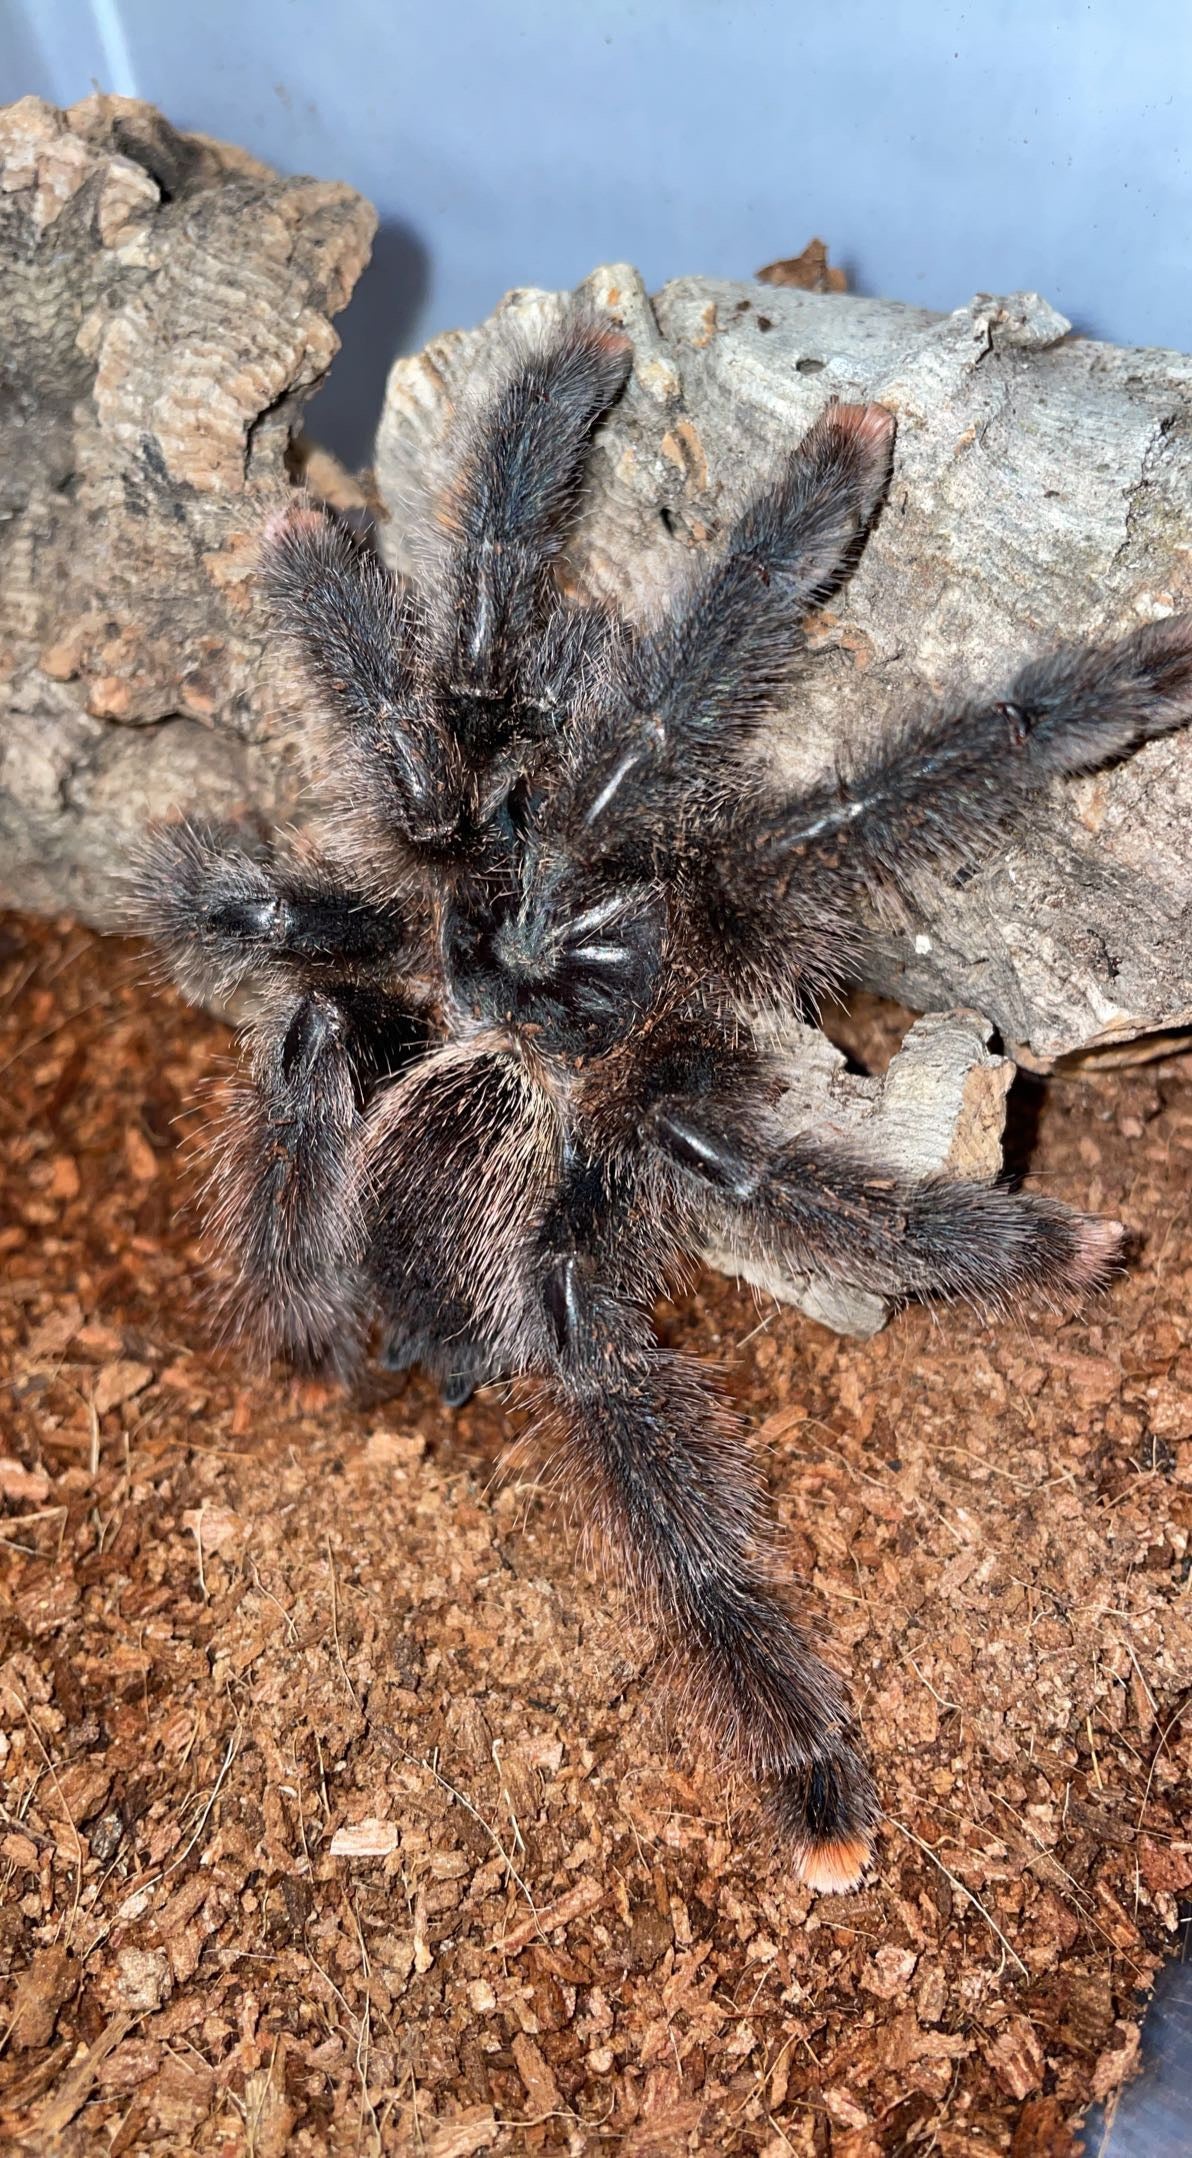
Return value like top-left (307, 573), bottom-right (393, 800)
top-left (6, 1), bottom-right (1192, 463)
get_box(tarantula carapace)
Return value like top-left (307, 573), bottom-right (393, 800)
top-left (137, 314), bottom-right (1192, 1891)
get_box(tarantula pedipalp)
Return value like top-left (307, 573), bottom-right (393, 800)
top-left (137, 313), bottom-right (1192, 1892)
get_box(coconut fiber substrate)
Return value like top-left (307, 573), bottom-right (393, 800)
top-left (0, 912), bottom-right (1189, 2156)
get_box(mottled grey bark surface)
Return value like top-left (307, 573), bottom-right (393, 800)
top-left (376, 265), bottom-right (1192, 1066)
top-left (0, 95), bottom-right (375, 921)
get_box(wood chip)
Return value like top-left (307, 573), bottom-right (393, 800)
top-left (755, 236), bottom-right (848, 291)
top-left (328, 1820), bottom-right (400, 1858)
top-left (511, 2032), bottom-right (562, 2116)
top-left (92, 1360), bottom-right (154, 1414)
top-left (9, 1944), bottom-right (77, 2051)
top-left (497, 1876), bottom-right (606, 1955)
top-left (420, 2110), bottom-right (499, 2158)
top-left (0, 1458), bottom-right (51, 1504)
top-left (180, 1504), bottom-right (244, 1554)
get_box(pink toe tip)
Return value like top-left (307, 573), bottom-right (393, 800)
top-left (829, 401), bottom-right (897, 450)
top-left (794, 1833), bottom-right (872, 1895)
top-left (1075, 1215), bottom-right (1125, 1279)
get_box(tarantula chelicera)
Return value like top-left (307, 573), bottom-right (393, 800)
top-left (137, 313), bottom-right (1192, 1891)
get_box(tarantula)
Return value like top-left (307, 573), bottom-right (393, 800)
top-left (136, 313), bottom-right (1192, 1891)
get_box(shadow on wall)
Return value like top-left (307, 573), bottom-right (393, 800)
top-left (304, 217), bottom-right (430, 471)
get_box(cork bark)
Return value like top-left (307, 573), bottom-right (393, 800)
top-left (0, 94), bottom-right (375, 920)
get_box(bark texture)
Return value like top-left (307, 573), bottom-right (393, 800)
top-left (0, 95), bottom-right (375, 920)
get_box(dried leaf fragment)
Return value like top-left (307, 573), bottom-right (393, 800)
top-left (756, 236), bottom-right (848, 291)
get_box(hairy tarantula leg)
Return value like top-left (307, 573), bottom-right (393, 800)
top-left (524, 1192), bottom-right (875, 1889)
top-left (260, 503), bottom-right (468, 850)
top-left (439, 1366), bottom-right (482, 1410)
top-left (435, 318), bottom-right (633, 704)
top-left (640, 402), bottom-right (896, 729)
top-left (647, 1098), bottom-right (1123, 1309)
top-left (539, 1294), bottom-right (875, 1886)
top-left (379, 1325), bottom-right (503, 1408)
top-left (209, 991), bottom-right (368, 1376)
top-left (696, 613), bottom-right (1192, 996)
top-left (566, 402), bottom-right (895, 843)
top-left (132, 820), bottom-right (420, 1006)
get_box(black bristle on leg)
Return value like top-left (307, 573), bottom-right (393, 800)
top-left (542, 1342), bottom-right (875, 1886)
top-left (260, 503), bottom-right (468, 854)
top-left (555, 401), bottom-right (895, 859)
top-left (209, 991), bottom-right (366, 1377)
top-left (130, 818), bottom-right (423, 1005)
top-left (634, 401), bottom-right (896, 737)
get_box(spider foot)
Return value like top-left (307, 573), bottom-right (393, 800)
top-left (772, 1743), bottom-right (876, 1894)
top-left (379, 1328), bottom-right (502, 1409)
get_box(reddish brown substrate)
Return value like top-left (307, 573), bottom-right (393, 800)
top-left (1, 913), bottom-right (1189, 2155)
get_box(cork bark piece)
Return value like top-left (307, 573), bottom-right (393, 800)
top-left (0, 94), bottom-right (375, 919)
